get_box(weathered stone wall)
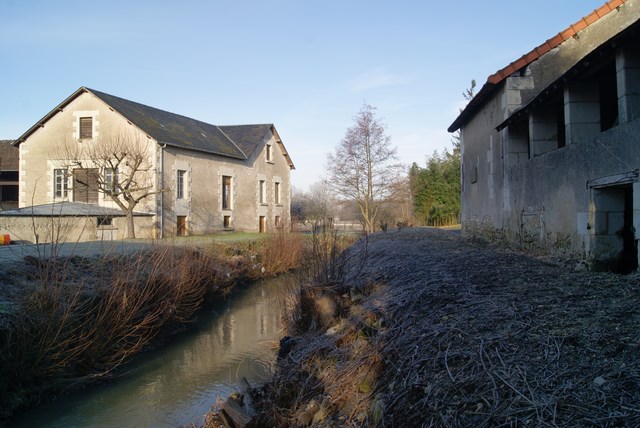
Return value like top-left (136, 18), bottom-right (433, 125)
top-left (18, 91), bottom-right (157, 215)
top-left (460, 1), bottom-right (640, 267)
top-left (160, 130), bottom-right (292, 236)
top-left (17, 90), bottom-right (292, 239)
top-left (0, 215), bottom-right (155, 244)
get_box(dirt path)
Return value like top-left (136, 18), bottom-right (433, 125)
top-left (249, 227), bottom-right (640, 427)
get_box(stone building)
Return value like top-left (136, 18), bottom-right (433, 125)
top-left (1, 87), bottom-right (294, 242)
top-left (448, 0), bottom-right (640, 272)
top-left (0, 140), bottom-right (18, 211)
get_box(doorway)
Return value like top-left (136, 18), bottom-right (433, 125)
top-left (592, 184), bottom-right (637, 273)
top-left (259, 216), bottom-right (266, 233)
top-left (177, 215), bottom-right (187, 236)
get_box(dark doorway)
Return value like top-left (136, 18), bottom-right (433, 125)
top-left (619, 185), bottom-right (637, 273)
top-left (592, 184), bottom-right (637, 273)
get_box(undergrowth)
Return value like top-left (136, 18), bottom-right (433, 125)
top-left (0, 231), bottom-right (305, 421)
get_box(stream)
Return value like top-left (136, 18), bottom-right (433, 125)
top-left (8, 274), bottom-right (298, 428)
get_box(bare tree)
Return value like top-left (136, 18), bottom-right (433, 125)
top-left (56, 133), bottom-right (163, 239)
top-left (327, 104), bottom-right (401, 234)
top-left (304, 181), bottom-right (335, 231)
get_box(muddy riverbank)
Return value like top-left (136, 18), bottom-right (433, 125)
top-left (216, 227), bottom-right (640, 427)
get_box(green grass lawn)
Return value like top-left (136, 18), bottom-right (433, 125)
top-left (150, 232), bottom-right (267, 246)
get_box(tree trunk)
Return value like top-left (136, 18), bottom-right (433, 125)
top-left (125, 211), bottom-right (136, 239)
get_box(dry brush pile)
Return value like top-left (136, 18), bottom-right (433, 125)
top-left (249, 228), bottom-right (640, 427)
top-left (0, 232), bottom-right (305, 421)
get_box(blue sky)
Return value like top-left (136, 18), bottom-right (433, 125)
top-left (1, 0), bottom-right (607, 190)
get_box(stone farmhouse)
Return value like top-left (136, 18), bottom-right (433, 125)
top-left (448, 0), bottom-right (640, 272)
top-left (1, 87), bottom-right (294, 243)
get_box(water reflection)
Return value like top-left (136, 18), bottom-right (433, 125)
top-left (8, 274), bottom-right (298, 428)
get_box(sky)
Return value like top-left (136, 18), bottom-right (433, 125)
top-left (0, 0), bottom-right (608, 191)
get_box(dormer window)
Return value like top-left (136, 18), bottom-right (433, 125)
top-left (79, 117), bottom-right (93, 139)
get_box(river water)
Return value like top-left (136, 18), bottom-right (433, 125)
top-left (8, 274), bottom-right (298, 428)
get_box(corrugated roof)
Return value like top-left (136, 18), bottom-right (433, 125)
top-left (448, 0), bottom-right (629, 133)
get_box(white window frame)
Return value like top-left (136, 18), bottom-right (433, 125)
top-left (104, 168), bottom-right (119, 195)
top-left (54, 168), bottom-right (68, 199)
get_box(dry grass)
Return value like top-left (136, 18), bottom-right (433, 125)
top-left (252, 281), bottom-right (388, 427)
top-left (256, 231), bottom-right (305, 275)
top-left (248, 228), bottom-right (640, 427)
top-left (0, 233), bottom-right (307, 420)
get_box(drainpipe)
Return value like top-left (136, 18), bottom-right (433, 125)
top-left (160, 143), bottom-right (166, 239)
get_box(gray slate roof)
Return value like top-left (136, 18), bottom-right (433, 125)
top-left (218, 124), bottom-right (273, 159)
top-left (0, 140), bottom-right (18, 171)
top-left (87, 88), bottom-right (248, 159)
top-left (0, 202), bottom-right (152, 217)
top-left (15, 87), bottom-right (293, 167)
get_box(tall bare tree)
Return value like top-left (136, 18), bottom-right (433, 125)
top-left (327, 104), bottom-right (401, 234)
top-left (304, 180), bottom-right (335, 231)
top-left (56, 133), bottom-right (163, 239)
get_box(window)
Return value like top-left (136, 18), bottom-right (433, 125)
top-left (224, 215), bottom-right (232, 229)
top-left (274, 181), bottom-right (281, 205)
top-left (97, 216), bottom-right (113, 227)
top-left (176, 170), bottom-right (186, 199)
top-left (222, 175), bottom-right (232, 210)
top-left (259, 180), bottom-right (266, 204)
top-left (54, 168), bottom-right (68, 199)
top-left (104, 168), bottom-right (118, 195)
top-left (266, 144), bottom-right (273, 162)
top-left (275, 215), bottom-right (281, 228)
top-left (79, 117), bottom-right (93, 139)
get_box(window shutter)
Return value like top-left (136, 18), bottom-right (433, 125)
top-left (80, 117), bottom-right (92, 139)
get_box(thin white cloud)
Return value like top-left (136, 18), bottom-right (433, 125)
top-left (349, 67), bottom-right (417, 92)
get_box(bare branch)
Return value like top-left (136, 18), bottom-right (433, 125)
top-left (51, 132), bottom-right (165, 238)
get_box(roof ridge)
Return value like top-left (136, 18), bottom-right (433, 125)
top-left (216, 126), bottom-right (248, 158)
top-left (487, 0), bottom-right (628, 85)
top-left (86, 87), bottom-right (212, 127)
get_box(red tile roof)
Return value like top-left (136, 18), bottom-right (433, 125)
top-left (487, 0), bottom-right (628, 85)
top-left (448, 0), bottom-right (629, 132)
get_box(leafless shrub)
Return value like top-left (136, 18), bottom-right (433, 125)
top-left (0, 242), bottom-right (276, 418)
top-left (257, 230), bottom-right (305, 275)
